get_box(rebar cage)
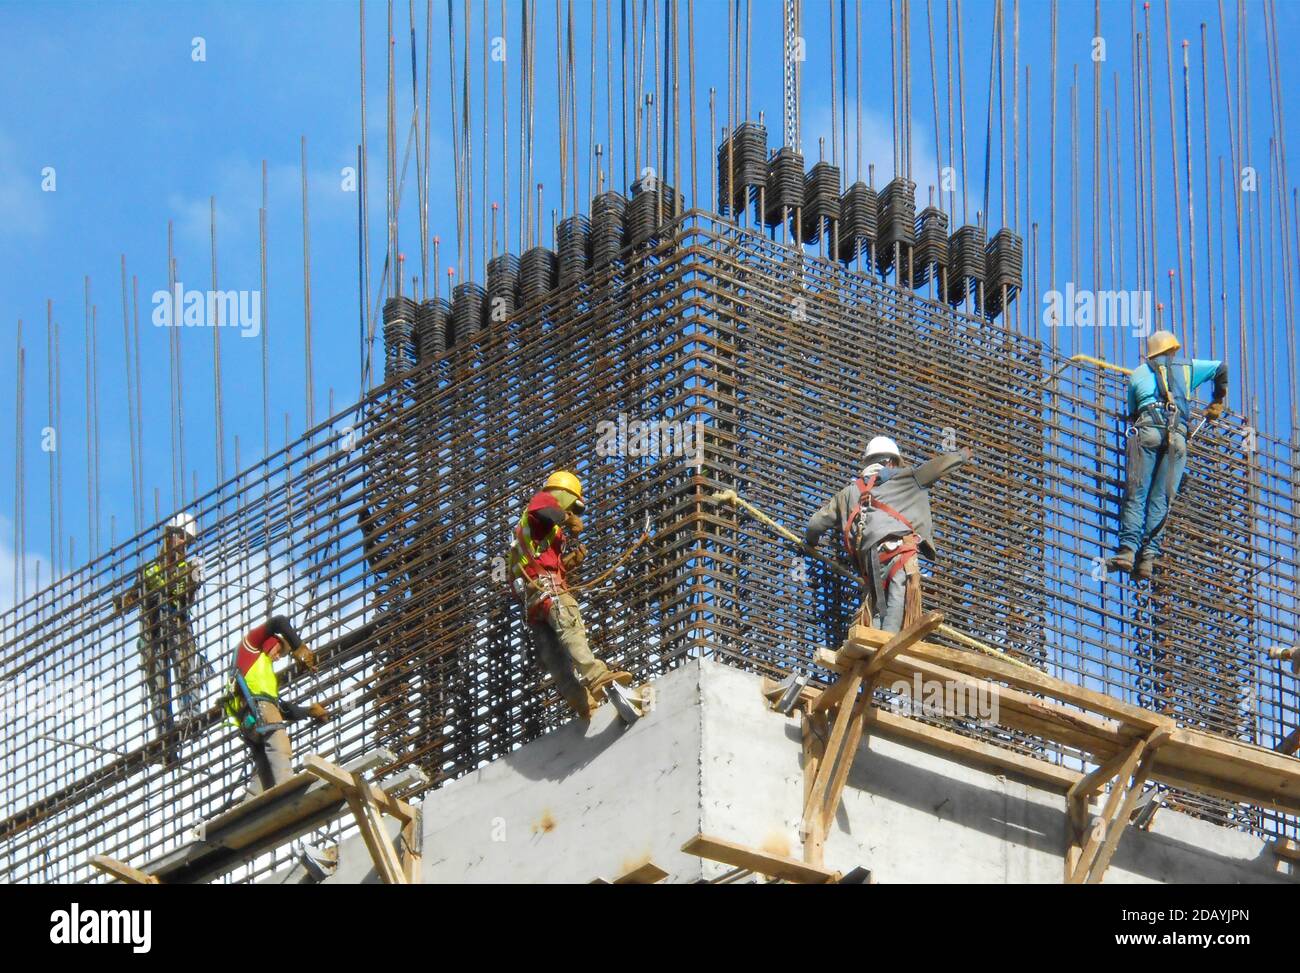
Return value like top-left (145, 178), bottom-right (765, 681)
top-left (1, 212), bottom-right (1296, 883)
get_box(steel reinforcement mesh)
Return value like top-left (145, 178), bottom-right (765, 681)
top-left (1, 212), bottom-right (1296, 883)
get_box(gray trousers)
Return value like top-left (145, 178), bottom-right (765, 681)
top-left (243, 701), bottom-right (293, 801)
top-left (139, 607), bottom-right (201, 729)
top-left (862, 539), bottom-right (911, 634)
top-left (526, 590), bottom-right (609, 712)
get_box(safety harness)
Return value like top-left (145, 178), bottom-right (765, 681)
top-left (842, 475), bottom-right (921, 586)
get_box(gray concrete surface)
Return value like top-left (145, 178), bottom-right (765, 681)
top-left (314, 658), bottom-right (1293, 884)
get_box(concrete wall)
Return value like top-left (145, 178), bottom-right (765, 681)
top-left (321, 658), bottom-right (1292, 884)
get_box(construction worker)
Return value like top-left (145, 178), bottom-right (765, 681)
top-left (223, 615), bottom-right (327, 800)
top-left (112, 514), bottom-right (205, 736)
top-left (1106, 330), bottom-right (1228, 581)
top-left (508, 470), bottom-right (631, 719)
top-left (803, 437), bottom-right (971, 633)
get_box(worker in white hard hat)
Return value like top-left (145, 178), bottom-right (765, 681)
top-left (803, 436), bottom-right (971, 633)
top-left (113, 513), bottom-right (206, 749)
top-left (1106, 330), bottom-right (1228, 582)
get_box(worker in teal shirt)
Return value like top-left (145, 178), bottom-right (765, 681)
top-left (1107, 330), bottom-right (1228, 581)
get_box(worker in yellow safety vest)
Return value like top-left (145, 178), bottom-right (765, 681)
top-left (508, 470), bottom-right (631, 719)
top-left (223, 615), bottom-right (328, 799)
top-left (113, 513), bottom-right (205, 742)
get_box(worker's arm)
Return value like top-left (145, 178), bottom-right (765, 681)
top-left (1190, 358), bottom-right (1228, 405)
top-left (912, 447), bottom-right (971, 488)
top-left (803, 488), bottom-right (848, 549)
top-left (277, 699), bottom-right (328, 722)
top-left (245, 616), bottom-right (306, 653)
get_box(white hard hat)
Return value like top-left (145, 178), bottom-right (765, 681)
top-left (166, 513), bottom-right (197, 541)
top-left (864, 436), bottom-right (902, 463)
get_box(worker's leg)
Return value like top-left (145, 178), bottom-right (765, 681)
top-left (528, 617), bottom-right (590, 713)
top-left (167, 611), bottom-right (200, 719)
top-left (1115, 423), bottom-right (1163, 554)
top-left (877, 564), bottom-right (910, 634)
top-left (244, 702), bottom-right (293, 800)
top-left (1138, 428), bottom-right (1188, 560)
top-left (138, 623), bottom-right (173, 733)
top-left (550, 591), bottom-right (610, 687)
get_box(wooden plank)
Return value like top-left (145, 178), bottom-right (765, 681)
top-left (682, 833), bottom-right (840, 884)
top-left (612, 860), bottom-right (670, 884)
top-left (819, 643), bottom-right (1131, 756)
top-left (861, 612), bottom-right (944, 679)
top-left (850, 625), bottom-right (1173, 734)
top-left (861, 706), bottom-right (1083, 791)
top-left (302, 754), bottom-right (416, 824)
top-left (90, 854), bottom-right (159, 885)
top-left (1271, 838), bottom-right (1300, 863)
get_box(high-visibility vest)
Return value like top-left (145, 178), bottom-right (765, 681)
top-left (142, 558), bottom-right (194, 605)
top-left (223, 649), bottom-right (278, 727)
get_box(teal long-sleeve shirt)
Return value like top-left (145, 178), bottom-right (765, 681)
top-left (1126, 358), bottom-right (1228, 418)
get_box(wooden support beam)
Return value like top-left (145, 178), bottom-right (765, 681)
top-left (612, 860), bottom-right (670, 884)
top-left (89, 854), bottom-right (159, 885)
top-left (1271, 838), bottom-right (1300, 864)
top-left (683, 833), bottom-right (840, 884)
top-left (801, 708), bottom-right (828, 866)
top-left (1067, 729), bottom-right (1169, 884)
top-left (1067, 737), bottom-right (1147, 884)
top-left (303, 755), bottom-right (410, 885)
top-left (802, 613), bottom-right (943, 853)
top-left (860, 612), bottom-right (944, 680)
top-left (302, 754), bottom-right (415, 823)
top-left (1276, 728), bottom-right (1300, 756)
top-left (1085, 750), bottom-right (1158, 884)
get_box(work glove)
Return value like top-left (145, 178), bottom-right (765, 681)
top-left (307, 702), bottom-right (329, 721)
top-left (1204, 401), bottom-right (1225, 421)
top-left (562, 543), bottom-right (587, 571)
top-left (563, 511), bottom-right (584, 536)
top-left (292, 644), bottom-right (318, 671)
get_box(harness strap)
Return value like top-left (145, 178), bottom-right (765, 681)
top-left (843, 475), bottom-right (918, 575)
top-left (878, 535), bottom-right (921, 586)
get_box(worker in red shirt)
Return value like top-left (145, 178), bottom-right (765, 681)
top-left (509, 470), bottom-right (630, 719)
top-left (223, 615), bottom-right (328, 799)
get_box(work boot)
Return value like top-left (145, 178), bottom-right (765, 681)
top-left (588, 669), bottom-right (634, 700)
top-left (1105, 548), bottom-right (1136, 574)
top-left (1131, 555), bottom-right (1157, 582)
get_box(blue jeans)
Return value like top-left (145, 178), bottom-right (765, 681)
top-left (1117, 419), bottom-right (1188, 559)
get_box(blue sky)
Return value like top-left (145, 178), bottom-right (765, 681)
top-left (1, 0), bottom-right (1297, 598)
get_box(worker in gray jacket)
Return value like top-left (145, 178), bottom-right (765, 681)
top-left (803, 436), bottom-right (971, 633)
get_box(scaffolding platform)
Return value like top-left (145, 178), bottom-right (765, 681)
top-left (88, 751), bottom-right (424, 885)
top-left (803, 615), bottom-right (1300, 883)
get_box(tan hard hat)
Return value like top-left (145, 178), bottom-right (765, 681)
top-left (1146, 330), bottom-right (1181, 357)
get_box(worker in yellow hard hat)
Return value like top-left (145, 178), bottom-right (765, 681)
top-left (508, 470), bottom-right (631, 719)
top-left (1107, 330), bottom-right (1228, 582)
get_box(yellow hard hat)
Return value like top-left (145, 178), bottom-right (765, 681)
top-left (1146, 330), bottom-right (1181, 357)
top-left (544, 470), bottom-right (584, 508)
